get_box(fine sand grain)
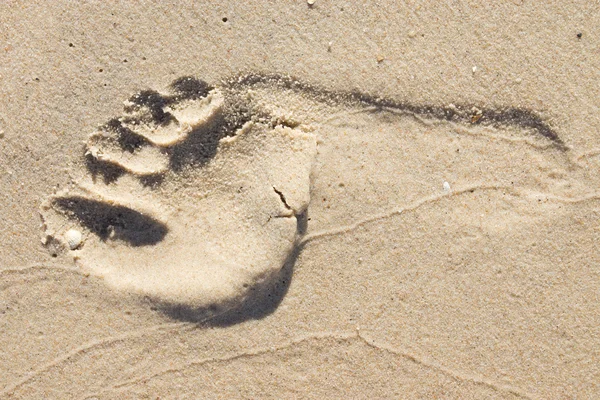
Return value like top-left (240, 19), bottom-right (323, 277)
top-left (2, 1), bottom-right (600, 399)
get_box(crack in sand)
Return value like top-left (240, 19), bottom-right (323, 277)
top-left (0, 263), bottom-right (79, 276)
top-left (358, 333), bottom-right (535, 400)
top-left (272, 186), bottom-right (292, 211)
top-left (0, 322), bottom-right (195, 396)
top-left (79, 329), bottom-right (534, 400)
top-left (301, 186), bottom-right (600, 246)
top-left (301, 184), bottom-right (511, 245)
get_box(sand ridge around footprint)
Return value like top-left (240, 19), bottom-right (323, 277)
top-left (41, 73), bottom-right (585, 319)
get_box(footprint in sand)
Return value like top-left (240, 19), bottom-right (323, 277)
top-left (40, 73), bottom-right (576, 317)
top-left (41, 76), bottom-right (316, 314)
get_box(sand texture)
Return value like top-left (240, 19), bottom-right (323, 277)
top-left (1, 1), bottom-right (600, 399)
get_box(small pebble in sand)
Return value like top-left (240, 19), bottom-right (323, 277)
top-left (307, 0), bottom-right (315, 5)
top-left (0, 130), bottom-right (4, 139)
top-left (472, 66), bottom-right (477, 74)
top-left (65, 229), bottom-right (82, 250)
top-left (515, 77), bottom-right (522, 84)
top-left (408, 30), bottom-right (417, 38)
top-left (443, 181), bottom-right (451, 192)
top-left (471, 107), bottom-right (483, 123)
top-left (377, 54), bottom-right (385, 63)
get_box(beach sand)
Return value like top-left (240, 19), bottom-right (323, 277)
top-left (1, 1), bottom-right (599, 398)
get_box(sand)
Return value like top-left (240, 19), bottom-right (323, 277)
top-left (2, 1), bottom-right (600, 398)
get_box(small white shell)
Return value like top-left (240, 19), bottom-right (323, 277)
top-left (64, 229), bottom-right (82, 250)
top-left (443, 181), bottom-right (451, 192)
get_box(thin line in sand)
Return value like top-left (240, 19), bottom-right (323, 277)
top-left (81, 328), bottom-right (535, 400)
top-left (0, 262), bottom-right (79, 275)
top-left (0, 322), bottom-right (196, 396)
top-left (300, 185), bottom-right (600, 246)
top-left (300, 184), bottom-right (510, 246)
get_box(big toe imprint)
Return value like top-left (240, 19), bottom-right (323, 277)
top-left (41, 78), bottom-right (317, 312)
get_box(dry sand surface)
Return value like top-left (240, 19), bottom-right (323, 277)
top-left (1, 1), bottom-right (600, 399)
